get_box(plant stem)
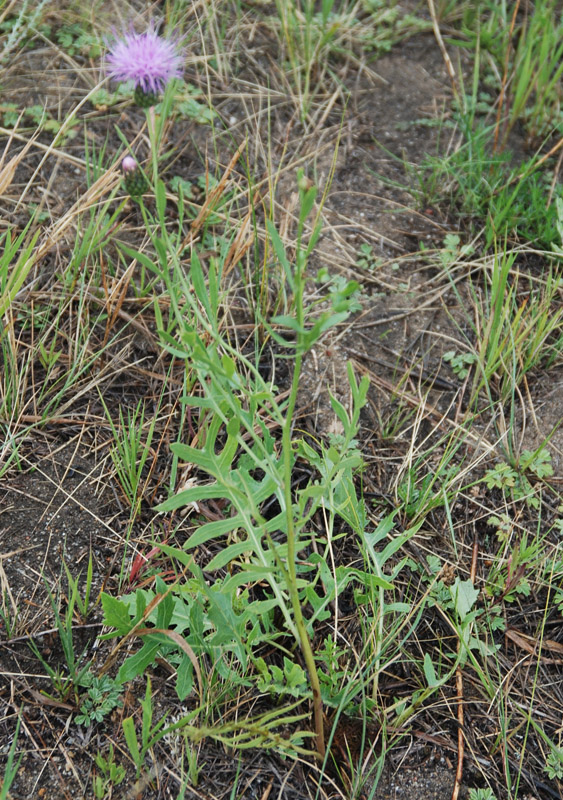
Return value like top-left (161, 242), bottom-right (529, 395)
top-left (146, 106), bottom-right (158, 187)
top-left (281, 262), bottom-right (325, 758)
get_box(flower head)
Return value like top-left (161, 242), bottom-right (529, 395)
top-left (121, 155), bottom-right (148, 197)
top-left (106, 27), bottom-right (184, 104)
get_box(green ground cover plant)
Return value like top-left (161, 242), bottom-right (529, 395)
top-left (1, 1), bottom-right (562, 799)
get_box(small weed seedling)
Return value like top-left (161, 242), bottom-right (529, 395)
top-left (355, 243), bottom-right (384, 272)
top-left (483, 447), bottom-right (554, 510)
top-left (92, 744), bottom-right (126, 799)
top-left (468, 789), bottom-right (497, 800)
top-left (28, 564), bottom-right (97, 704)
top-left (443, 349), bottom-right (478, 380)
top-left (438, 232), bottom-right (474, 269)
top-left (122, 676), bottom-right (169, 779)
top-left (75, 674), bottom-right (123, 726)
top-left (102, 398), bottom-right (158, 518)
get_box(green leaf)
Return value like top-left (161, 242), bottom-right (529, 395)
top-left (157, 542), bottom-right (196, 568)
top-left (297, 171), bottom-right (317, 225)
top-left (183, 515), bottom-right (245, 549)
top-left (156, 482), bottom-right (231, 512)
top-left (219, 424), bottom-right (240, 470)
top-left (101, 593), bottom-right (134, 634)
top-left (168, 441), bottom-right (215, 469)
top-left (117, 242), bottom-right (157, 276)
top-left (156, 179), bottom-right (167, 225)
top-left (266, 219), bottom-right (294, 291)
top-left (302, 311), bottom-right (350, 350)
top-left (0, 225), bottom-right (40, 317)
top-left (222, 355), bottom-right (237, 380)
top-left (221, 569), bottom-right (279, 596)
top-left (118, 641), bottom-right (161, 683)
top-left (522, 447), bottom-right (554, 479)
top-left (349, 363), bottom-right (369, 407)
top-left (206, 539), bottom-right (253, 571)
top-left (208, 254), bottom-right (219, 319)
top-left (153, 235), bottom-right (168, 266)
top-left (204, 589), bottom-right (247, 666)
top-left (423, 653), bottom-right (439, 687)
top-left (176, 654), bottom-right (194, 700)
top-left (269, 314), bottom-right (305, 334)
top-left (191, 248), bottom-right (212, 321)
top-left (155, 584), bottom-right (174, 629)
top-left (449, 578), bottom-right (479, 622)
top-left (122, 717), bottom-right (141, 766)
top-left (140, 676), bottom-right (154, 748)
top-left (304, 220), bottom-right (323, 257)
top-left (328, 392), bottom-right (351, 433)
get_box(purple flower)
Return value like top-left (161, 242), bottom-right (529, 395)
top-left (106, 27), bottom-right (184, 100)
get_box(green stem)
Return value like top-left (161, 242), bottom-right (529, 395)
top-left (281, 264), bottom-right (325, 758)
top-left (146, 106), bottom-right (158, 187)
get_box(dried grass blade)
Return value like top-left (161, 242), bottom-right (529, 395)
top-left (0, 120), bottom-right (38, 195)
top-left (135, 627), bottom-right (204, 701)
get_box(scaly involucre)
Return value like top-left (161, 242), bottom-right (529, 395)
top-left (106, 27), bottom-right (184, 95)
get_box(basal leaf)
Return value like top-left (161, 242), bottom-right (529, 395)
top-left (122, 717), bottom-right (140, 764)
top-left (156, 179), bottom-right (167, 225)
top-left (117, 242), bottom-right (157, 275)
top-left (449, 578), bottom-right (479, 622)
top-left (176, 654), bottom-right (194, 700)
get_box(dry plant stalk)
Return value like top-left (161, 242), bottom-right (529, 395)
top-left (0, 121), bottom-right (38, 195)
top-left (427, 0), bottom-right (459, 102)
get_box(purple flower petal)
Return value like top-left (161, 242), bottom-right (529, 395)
top-left (106, 27), bottom-right (184, 94)
top-left (121, 155), bottom-right (138, 172)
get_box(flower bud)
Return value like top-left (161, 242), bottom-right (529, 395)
top-left (121, 156), bottom-right (148, 197)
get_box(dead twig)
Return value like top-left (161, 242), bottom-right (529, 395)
top-left (427, 0), bottom-right (459, 103)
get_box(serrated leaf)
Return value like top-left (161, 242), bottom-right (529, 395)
top-left (522, 447), bottom-right (554, 479)
top-left (204, 590), bottom-right (247, 665)
top-left (101, 593), bottom-right (134, 634)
